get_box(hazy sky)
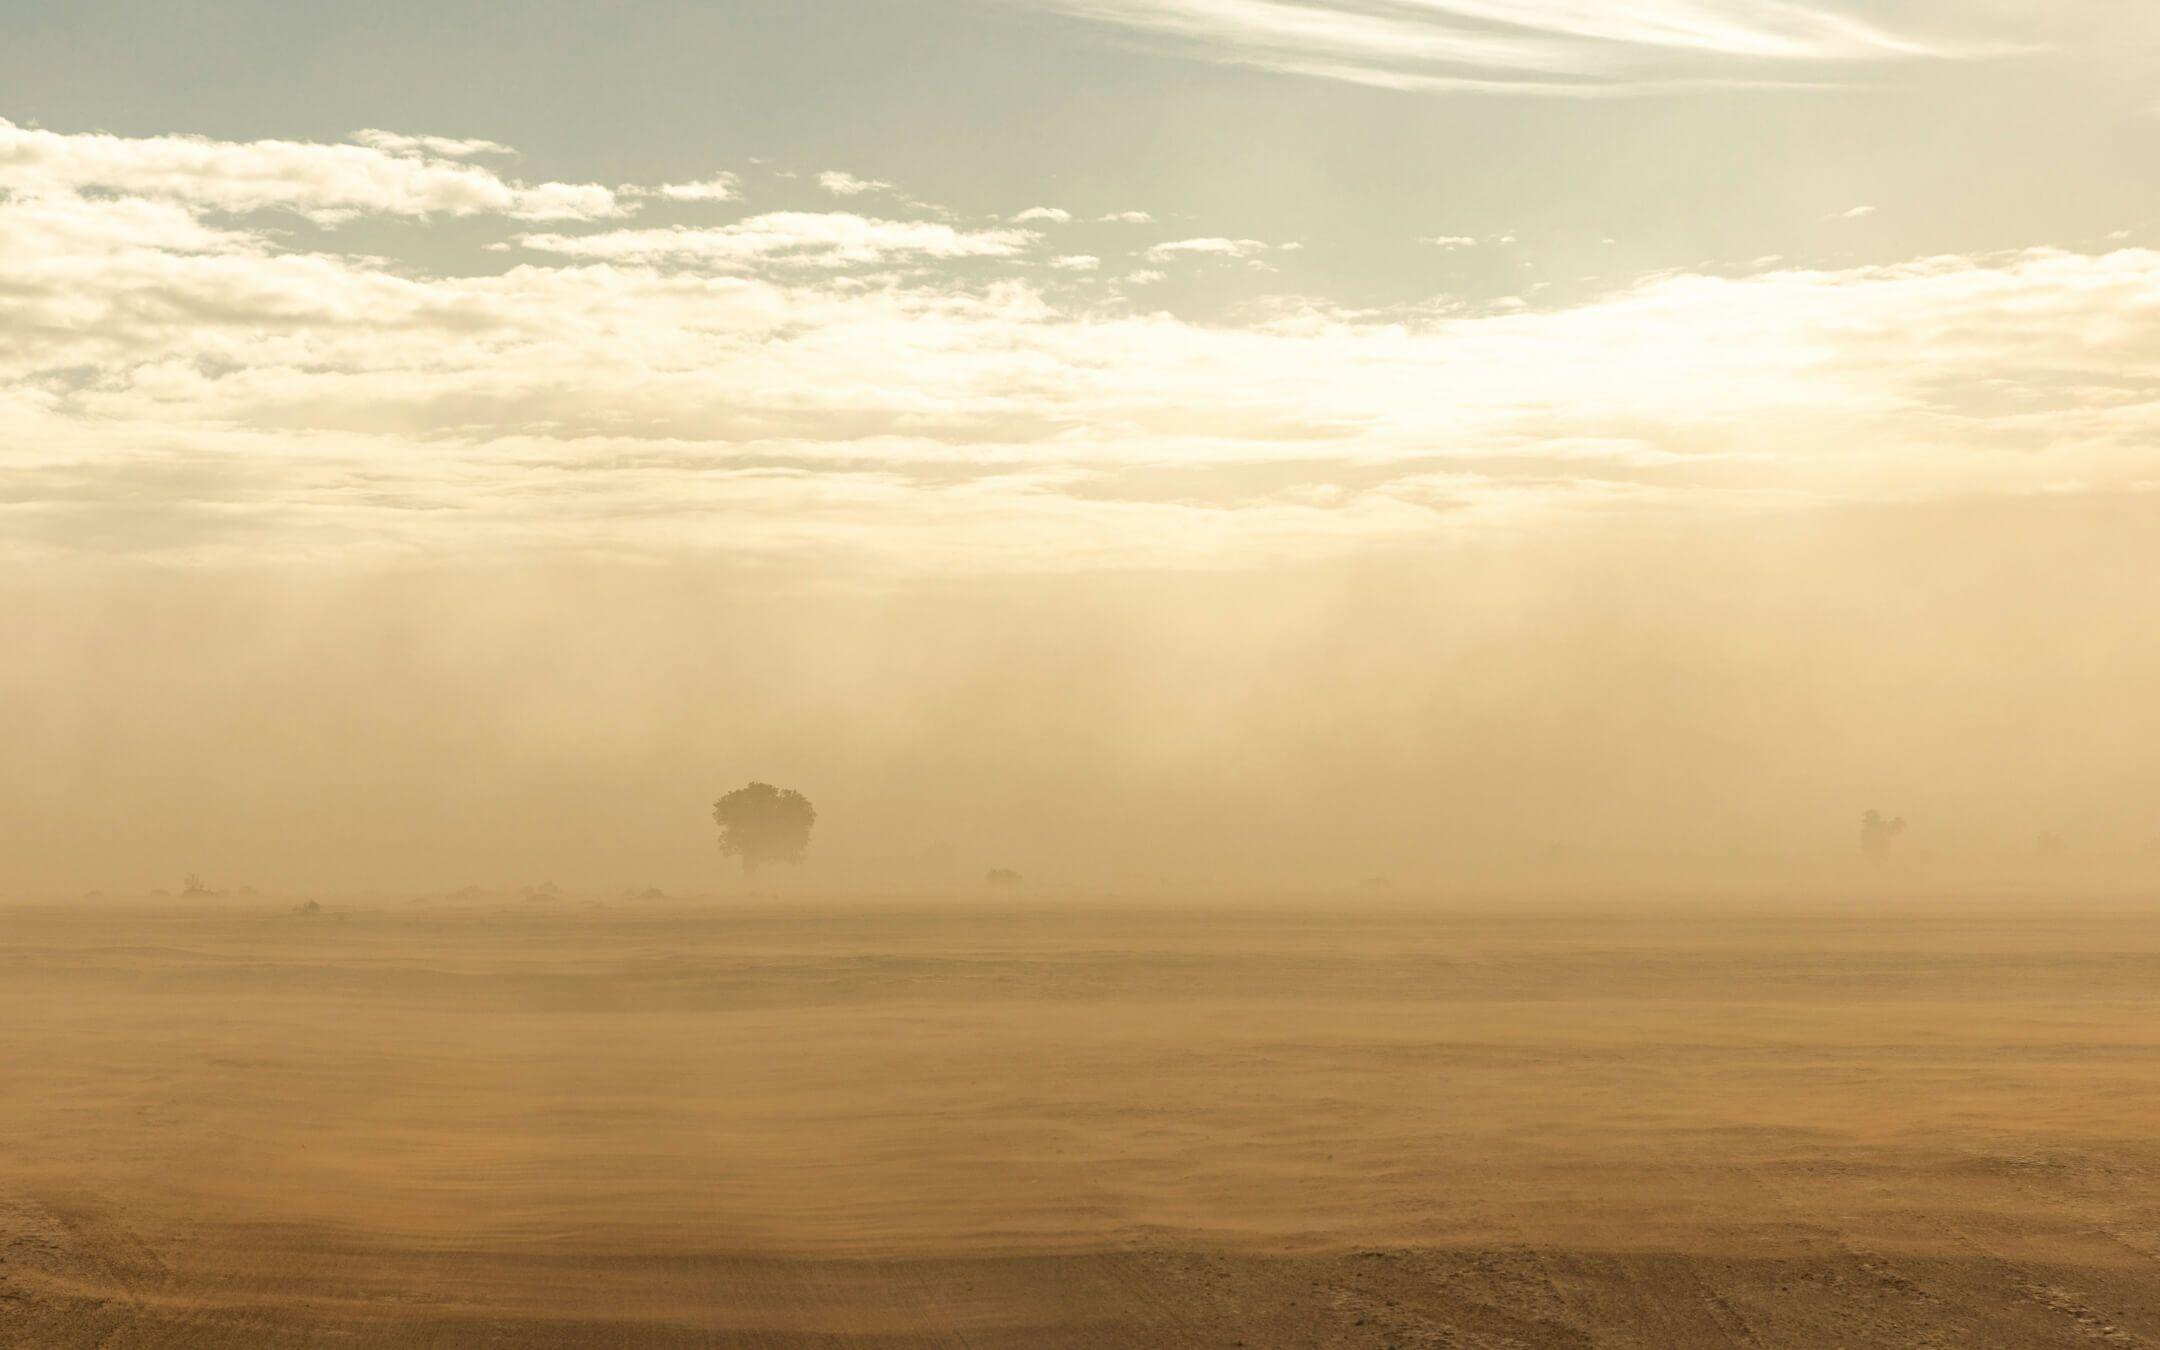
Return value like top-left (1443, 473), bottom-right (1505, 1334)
top-left (5, 3), bottom-right (2159, 891)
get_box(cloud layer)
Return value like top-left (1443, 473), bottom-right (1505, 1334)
top-left (5, 120), bottom-right (2159, 570)
top-left (0, 117), bottom-right (624, 222)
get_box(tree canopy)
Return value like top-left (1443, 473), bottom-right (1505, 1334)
top-left (712, 782), bottom-right (816, 876)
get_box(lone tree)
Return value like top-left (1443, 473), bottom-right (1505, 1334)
top-left (1860, 809), bottom-right (1906, 859)
top-left (712, 782), bottom-right (816, 877)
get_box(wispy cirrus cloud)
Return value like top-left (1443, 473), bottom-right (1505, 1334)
top-left (1013, 0), bottom-right (1983, 93)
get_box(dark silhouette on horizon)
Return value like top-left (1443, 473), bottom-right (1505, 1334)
top-left (1860, 810), bottom-right (1907, 860)
top-left (713, 782), bottom-right (817, 877)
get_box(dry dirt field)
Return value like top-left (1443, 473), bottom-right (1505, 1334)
top-left (5, 894), bottom-right (2160, 1347)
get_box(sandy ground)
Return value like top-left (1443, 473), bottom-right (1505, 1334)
top-left (4, 894), bottom-right (2160, 1347)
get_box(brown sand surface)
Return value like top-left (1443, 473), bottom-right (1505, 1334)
top-left (5, 895), bottom-right (2160, 1347)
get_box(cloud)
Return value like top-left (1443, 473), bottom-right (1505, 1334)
top-left (1423, 235), bottom-right (1479, 249)
top-left (656, 174), bottom-right (741, 202)
top-left (350, 129), bottom-right (517, 159)
top-left (1100, 211), bottom-right (1155, 224)
top-left (1147, 237), bottom-right (1271, 260)
top-left (515, 213), bottom-right (1038, 267)
top-left (1008, 0), bottom-right (1976, 94)
top-left (1050, 254), bottom-right (1102, 270)
top-left (10, 121), bottom-right (2160, 572)
top-left (1014, 206), bottom-right (1074, 224)
top-left (817, 170), bottom-right (894, 198)
top-left (1837, 204), bottom-right (1878, 219)
top-left (0, 118), bottom-right (625, 222)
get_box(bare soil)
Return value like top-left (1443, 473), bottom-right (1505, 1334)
top-left (5, 895), bottom-right (2160, 1346)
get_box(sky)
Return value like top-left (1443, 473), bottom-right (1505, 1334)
top-left (5, 1), bottom-right (2160, 893)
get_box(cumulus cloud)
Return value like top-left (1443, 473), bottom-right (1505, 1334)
top-left (1147, 237), bottom-right (1272, 260)
top-left (817, 170), bottom-right (894, 197)
top-left (1424, 235), bottom-right (1479, 249)
top-left (350, 129), bottom-right (517, 158)
top-left (1050, 254), bottom-right (1102, 270)
top-left (1014, 206), bottom-right (1074, 223)
top-left (515, 213), bottom-right (1038, 267)
top-left (656, 174), bottom-right (741, 202)
top-left (1100, 211), bottom-right (1155, 223)
top-left (0, 118), bottom-right (624, 222)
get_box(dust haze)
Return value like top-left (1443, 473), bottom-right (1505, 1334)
top-left (10, 506), bottom-right (2160, 1345)
top-left (13, 4), bottom-right (2160, 1341)
top-left (8, 498), bottom-right (2159, 899)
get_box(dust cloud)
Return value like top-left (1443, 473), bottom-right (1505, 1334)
top-left (8, 498), bottom-right (2160, 1346)
top-left (5, 497), bottom-right (2159, 898)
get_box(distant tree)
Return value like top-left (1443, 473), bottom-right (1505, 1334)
top-left (985, 868), bottom-right (1023, 888)
top-left (712, 782), bottom-right (816, 877)
top-left (1860, 810), bottom-right (1906, 859)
